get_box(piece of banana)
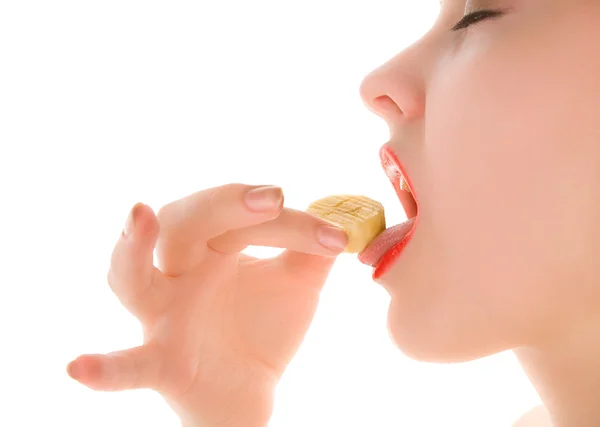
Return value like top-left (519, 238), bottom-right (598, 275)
top-left (307, 195), bottom-right (386, 253)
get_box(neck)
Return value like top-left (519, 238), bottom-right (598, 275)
top-left (514, 317), bottom-right (600, 427)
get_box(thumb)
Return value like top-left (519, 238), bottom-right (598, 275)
top-left (276, 249), bottom-right (338, 290)
top-left (66, 345), bottom-right (163, 392)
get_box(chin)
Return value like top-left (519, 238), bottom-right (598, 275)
top-left (385, 301), bottom-right (508, 364)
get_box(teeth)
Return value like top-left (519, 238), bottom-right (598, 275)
top-left (306, 195), bottom-right (386, 253)
top-left (400, 176), bottom-right (411, 193)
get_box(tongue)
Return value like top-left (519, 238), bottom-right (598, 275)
top-left (358, 217), bottom-right (416, 267)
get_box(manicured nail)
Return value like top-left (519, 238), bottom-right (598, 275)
top-left (245, 186), bottom-right (283, 212)
top-left (123, 203), bottom-right (144, 237)
top-left (317, 225), bottom-right (348, 252)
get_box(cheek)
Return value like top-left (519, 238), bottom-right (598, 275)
top-left (394, 13), bottom-right (600, 354)
top-left (421, 80), bottom-right (564, 341)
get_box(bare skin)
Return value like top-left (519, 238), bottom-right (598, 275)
top-left (360, 1), bottom-right (600, 425)
top-left (67, 1), bottom-right (600, 426)
top-left (513, 406), bottom-right (551, 427)
top-left (66, 185), bottom-right (349, 427)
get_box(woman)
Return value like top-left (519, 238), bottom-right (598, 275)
top-left (66, 1), bottom-right (600, 426)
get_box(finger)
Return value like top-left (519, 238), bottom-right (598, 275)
top-left (156, 184), bottom-right (284, 276)
top-left (66, 345), bottom-right (163, 392)
top-left (208, 208), bottom-right (348, 256)
top-left (108, 203), bottom-right (170, 319)
top-left (275, 249), bottom-right (338, 291)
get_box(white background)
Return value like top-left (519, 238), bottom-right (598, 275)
top-left (0, 1), bottom-right (541, 426)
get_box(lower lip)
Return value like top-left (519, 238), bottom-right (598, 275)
top-left (374, 145), bottom-right (419, 280)
top-left (372, 217), bottom-right (417, 280)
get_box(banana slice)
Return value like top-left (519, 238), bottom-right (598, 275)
top-left (307, 195), bottom-right (386, 253)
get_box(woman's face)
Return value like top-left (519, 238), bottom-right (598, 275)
top-left (360, 0), bottom-right (600, 362)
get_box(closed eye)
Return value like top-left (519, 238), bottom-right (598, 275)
top-left (451, 9), bottom-right (504, 31)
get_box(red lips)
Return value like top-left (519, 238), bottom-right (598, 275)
top-left (358, 145), bottom-right (419, 279)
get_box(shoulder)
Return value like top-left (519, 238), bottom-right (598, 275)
top-left (512, 406), bottom-right (552, 427)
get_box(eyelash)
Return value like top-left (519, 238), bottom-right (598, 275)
top-left (451, 9), bottom-right (504, 31)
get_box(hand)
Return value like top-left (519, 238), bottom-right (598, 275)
top-left (66, 184), bottom-right (348, 427)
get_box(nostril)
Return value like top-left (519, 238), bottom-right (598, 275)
top-left (373, 95), bottom-right (404, 119)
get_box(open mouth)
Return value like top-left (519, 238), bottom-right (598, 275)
top-left (357, 144), bottom-right (419, 278)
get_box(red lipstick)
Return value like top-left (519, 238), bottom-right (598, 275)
top-left (360, 145), bottom-right (419, 280)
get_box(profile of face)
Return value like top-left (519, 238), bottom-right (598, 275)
top-left (359, 0), bottom-right (600, 362)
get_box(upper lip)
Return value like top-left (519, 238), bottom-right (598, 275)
top-left (379, 144), bottom-right (418, 219)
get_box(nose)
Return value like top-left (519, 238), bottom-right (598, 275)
top-left (359, 43), bottom-right (427, 123)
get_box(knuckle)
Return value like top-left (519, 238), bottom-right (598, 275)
top-left (207, 182), bottom-right (247, 215)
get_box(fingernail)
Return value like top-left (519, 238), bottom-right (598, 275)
top-left (245, 186), bottom-right (283, 212)
top-left (317, 225), bottom-right (348, 252)
top-left (123, 203), bottom-right (144, 237)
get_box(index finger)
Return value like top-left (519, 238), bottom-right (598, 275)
top-left (155, 183), bottom-right (284, 276)
top-left (207, 208), bottom-right (349, 255)
top-left (157, 183), bottom-right (284, 242)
